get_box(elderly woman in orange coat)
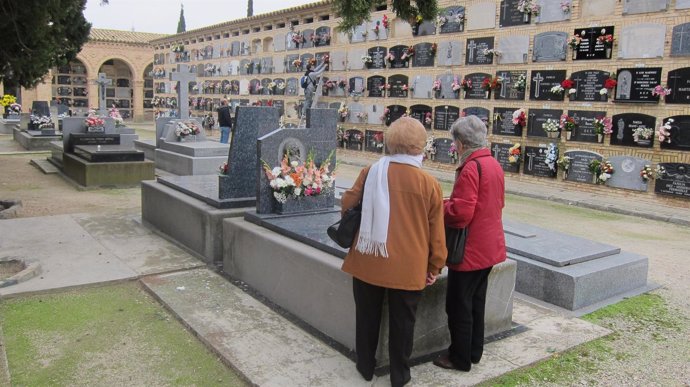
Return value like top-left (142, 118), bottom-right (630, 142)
top-left (341, 117), bottom-right (447, 387)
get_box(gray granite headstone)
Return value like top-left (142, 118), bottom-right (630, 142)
top-left (348, 102), bottom-right (365, 124)
top-left (169, 64), bottom-right (196, 119)
top-left (533, 32), bottom-right (567, 62)
top-left (412, 75), bottom-right (434, 99)
top-left (536, 0), bottom-right (571, 23)
top-left (671, 23), bottom-right (690, 56)
top-left (497, 35), bottom-right (529, 64)
top-left (330, 50), bottom-right (347, 71)
top-left (61, 117), bottom-right (86, 150)
top-left (436, 40), bottom-right (463, 66)
top-left (31, 101), bottom-right (50, 117)
top-left (564, 150), bottom-right (603, 184)
top-left (256, 108), bottom-right (337, 214)
top-left (678, 0), bottom-right (690, 8)
top-left (347, 48), bottom-right (367, 70)
top-left (351, 23), bottom-right (367, 43)
top-left (619, 24), bottom-right (665, 58)
top-left (581, 0), bottom-right (615, 17)
top-left (437, 74), bottom-right (459, 99)
top-left (467, 2), bottom-right (496, 31)
top-left (366, 104), bottom-right (384, 125)
top-left (605, 156), bottom-right (651, 192)
top-left (623, 0), bottom-right (668, 14)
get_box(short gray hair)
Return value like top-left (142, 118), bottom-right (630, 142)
top-left (449, 115), bottom-right (487, 148)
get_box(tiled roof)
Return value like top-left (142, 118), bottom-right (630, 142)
top-left (89, 28), bottom-right (168, 44)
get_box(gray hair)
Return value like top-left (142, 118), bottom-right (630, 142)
top-left (449, 115), bottom-right (487, 148)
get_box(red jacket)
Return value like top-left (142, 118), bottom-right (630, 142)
top-left (444, 148), bottom-right (506, 272)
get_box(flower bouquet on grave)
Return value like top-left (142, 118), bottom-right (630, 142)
top-left (437, 15), bottom-right (448, 27)
top-left (512, 108), bottom-right (527, 130)
top-left (361, 55), bottom-right (373, 68)
top-left (481, 77), bottom-right (493, 98)
top-left (292, 59), bottom-right (302, 69)
top-left (561, 79), bottom-right (576, 100)
top-left (593, 116), bottom-right (612, 142)
top-left (109, 107), bottom-right (125, 127)
top-left (401, 46), bottom-right (415, 61)
top-left (514, 74), bottom-right (527, 92)
top-left (356, 112), bottom-right (368, 122)
top-left (517, 0), bottom-right (541, 20)
top-left (372, 132), bottom-right (385, 150)
top-left (544, 143), bottom-right (559, 173)
top-left (655, 165), bottom-right (667, 179)
top-left (373, 21), bottom-right (381, 36)
top-left (601, 78), bottom-right (617, 100)
top-left (651, 85), bottom-right (672, 98)
top-left (292, 33), bottom-right (304, 47)
top-left (8, 103), bottom-right (21, 116)
top-left (385, 52), bottom-right (395, 67)
top-left (382, 14), bottom-right (389, 30)
top-left (451, 77), bottom-right (462, 98)
top-left (380, 108), bottom-right (391, 125)
top-left (31, 114), bottom-right (54, 130)
top-left (561, 1), bottom-right (572, 13)
top-left (174, 120), bottom-right (201, 141)
top-left (424, 135), bottom-right (436, 160)
top-left (219, 161), bottom-right (229, 175)
top-left (424, 111), bottom-right (433, 127)
top-left (640, 165), bottom-right (654, 182)
top-left (430, 43), bottom-right (438, 55)
top-left (557, 155), bottom-right (571, 176)
top-left (560, 114), bottom-right (578, 140)
top-left (84, 111), bottom-right (104, 132)
top-left (589, 159), bottom-right (614, 184)
top-left (568, 34), bottom-right (581, 59)
top-left (632, 125), bottom-right (654, 145)
top-left (656, 119), bottom-right (673, 144)
top-left (461, 78), bottom-right (473, 97)
top-left (550, 84), bottom-right (565, 97)
top-left (337, 125), bottom-right (345, 145)
top-left (338, 80), bottom-right (347, 89)
top-left (448, 142), bottom-right (459, 164)
top-left (597, 30), bottom-right (614, 58)
top-left (338, 105), bottom-right (349, 122)
top-left (542, 118), bottom-right (561, 138)
top-left (432, 79), bottom-right (442, 97)
top-left (508, 143), bottom-right (522, 165)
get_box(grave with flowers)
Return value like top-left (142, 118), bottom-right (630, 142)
top-left (13, 101), bottom-right (62, 151)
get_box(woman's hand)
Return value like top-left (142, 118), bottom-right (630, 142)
top-left (426, 272), bottom-right (437, 286)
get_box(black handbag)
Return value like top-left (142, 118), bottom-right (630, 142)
top-left (327, 171), bottom-right (368, 248)
top-left (445, 159), bottom-right (482, 265)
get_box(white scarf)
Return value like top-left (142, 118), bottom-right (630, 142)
top-left (356, 154), bottom-right (424, 257)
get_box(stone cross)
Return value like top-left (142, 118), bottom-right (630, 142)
top-left (501, 1), bottom-right (510, 21)
top-left (169, 64), bottom-right (197, 119)
top-left (499, 72), bottom-right (512, 98)
top-left (95, 73), bottom-right (112, 116)
top-left (492, 144), bottom-right (501, 159)
top-left (533, 72), bottom-right (544, 98)
top-left (572, 75), bottom-right (584, 99)
top-left (526, 150), bottom-right (537, 171)
top-left (668, 73), bottom-right (682, 97)
top-left (467, 40), bottom-right (477, 62)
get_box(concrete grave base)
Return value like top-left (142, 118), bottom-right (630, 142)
top-left (154, 148), bottom-right (227, 176)
top-left (0, 119), bottom-right (19, 134)
top-left (12, 128), bottom-right (61, 151)
top-left (222, 216), bottom-right (516, 366)
top-left (62, 153), bottom-right (155, 187)
top-left (133, 139), bottom-right (156, 161)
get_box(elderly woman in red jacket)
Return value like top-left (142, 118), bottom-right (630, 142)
top-left (433, 115), bottom-right (507, 372)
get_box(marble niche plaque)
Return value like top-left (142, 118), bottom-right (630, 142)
top-left (389, 45), bottom-right (410, 69)
top-left (568, 110), bottom-right (606, 143)
top-left (530, 70), bottom-right (566, 101)
top-left (411, 75), bottom-right (434, 99)
top-left (367, 76), bottom-right (386, 98)
top-left (414, 20), bottom-right (436, 37)
top-left (610, 113), bottom-right (656, 148)
top-left (330, 50), bottom-right (347, 71)
top-left (655, 163), bottom-right (690, 198)
top-left (574, 26), bottom-right (615, 60)
top-left (623, 0), bottom-right (669, 14)
top-left (536, 0), bottom-right (571, 23)
top-left (299, 53), bottom-right (314, 71)
top-left (437, 74), bottom-right (460, 100)
top-left (533, 32), bottom-right (568, 62)
top-left (368, 46), bottom-right (387, 69)
top-left (463, 107), bottom-right (491, 127)
top-left (272, 56), bottom-right (285, 73)
top-left (315, 26), bottom-right (331, 47)
top-left (351, 22), bottom-right (367, 43)
top-left (413, 43), bottom-right (436, 67)
top-left (433, 138), bottom-right (455, 164)
top-left (272, 78), bottom-right (286, 96)
top-left (366, 104), bottom-right (384, 125)
top-left (301, 29), bottom-right (315, 49)
top-left (436, 41), bottom-right (463, 67)
top-left (439, 6), bottom-right (466, 34)
top-left (660, 116), bottom-right (690, 151)
top-left (274, 34), bottom-right (286, 52)
top-left (564, 150), bottom-right (603, 184)
top-left (386, 105), bottom-right (407, 126)
top-left (434, 105), bottom-right (460, 131)
top-left (495, 70), bottom-right (527, 100)
top-left (466, 37), bottom-right (494, 65)
top-left (231, 41), bottom-right (241, 56)
top-left (388, 75), bottom-right (409, 98)
top-left (605, 156), bottom-right (651, 192)
top-left (678, 0), bottom-right (690, 9)
top-left (523, 146), bottom-right (557, 178)
top-left (464, 73), bottom-right (492, 100)
top-left (347, 102), bottom-right (365, 125)
top-left (671, 23), bottom-right (690, 57)
top-left (614, 68), bottom-right (662, 103)
top-left (490, 142), bottom-right (520, 173)
top-left (618, 24), bottom-right (665, 59)
top-left (580, 0), bottom-right (616, 18)
top-left (285, 54), bottom-right (300, 73)
top-left (570, 70), bottom-right (610, 102)
top-left (368, 17), bottom-right (388, 41)
top-left (347, 48), bottom-right (367, 71)
top-left (499, 0), bottom-right (528, 28)
top-left (467, 2), bottom-right (496, 31)
top-left (285, 78), bottom-right (299, 96)
top-left (409, 104), bottom-right (433, 129)
top-left (493, 107), bottom-right (523, 137)
top-left (349, 76), bottom-right (365, 96)
top-left (527, 108), bottom-right (563, 138)
top-left (392, 19), bottom-right (413, 38)
top-left (365, 130), bottom-right (384, 153)
top-left (666, 68), bottom-right (690, 104)
top-left (497, 35), bottom-right (529, 64)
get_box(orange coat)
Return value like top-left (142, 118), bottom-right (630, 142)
top-left (341, 164), bottom-right (447, 291)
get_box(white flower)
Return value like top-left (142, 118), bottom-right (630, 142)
top-left (600, 173), bottom-right (611, 182)
top-left (294, 187), bottom-right (302, 196)
top-left (568, 89), bottom-right (577, 95)
top-left (599, 88), bottom-right (608, 95)
top-left (290, 161), bottom-right (299, 168)
top-left (273, 192), bottom-right (287, 203)
top-left (272, 167), bottom-right (282, 176)
top-left (275, 178), bottom-right (287, 188)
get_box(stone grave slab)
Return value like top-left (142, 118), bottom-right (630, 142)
top-left (385, 105), bottom-right (407, 126)
top-left (530, 70), bottom-right (566, 101)
top-left (388, 45), bottom-right (410, 69)
top-left (412, 42), bottom-right (435, 67)
top-left (527, 109), bottom-right (562, 138)
top-left (439, 6), bottom-right (466, 34)
top-left (499, 0), bottom-right (528, 27)
top-left (623, 0), bottom-right (668, 14)
top-left (678, 0), bottom-right (690, 8)
top-left (671, 23), bottom-right (690, 57)
top-left (614, 67), bottom-right (662, 103)
top-left (364, 130), bottom-right (384, 153)
top-left (349, 77), bottom-right (365, 96)
top-left (73, 145), bottom-right (145, 163)
top-left (433, 138), bottom-right (455, 164)
top-left (388, 74), bottom-right (409, 98)
top-left (285, 78), bottom-right (299, 96)
top-left (347, 48), bottom-right (367, 71)
top-left (564, 150), bottom-right (602, 184)
top-left (533, 32), bottom-right (568, 62)
top-left (414, 20), bottom-right (436, 37)
top-left (660, 116), bottom-right (690, 151)
top-left (581, 0), bottom-right (615, 17)
top-left (496, 35), bottom-right (529, 64)
top-left (569, 110), bottom-right (606, 143)
top-left (466, 37), bottom-right (494, 65)
top-left (490, 142), bottom-right (520, 173)
top-left (573, 26), bottom-right (615, 60)
top-left (347, 102), bottom-right (365, 124)
top-left (437, 74), bottom-right (459, 100)
top-left (299, 53), bottom-right (314, 71)
top-left (367, 18), bottom-right (388, 41)
top-left (301, 29), bottom-right (314, 49)
top-left (536, 0), bottom-right (571, 23)
top-left (411, 75), bottom-right (434, 99)
top-left (464, 73), bottom-right (492, 100)
top-left (329, 50), bottom-right (346, 71)
top-left (274, 34), bottom-right (285, 52)
top-left (392, 19), bottom-right (413, 38)
top-left (463, 107), bottom-right (491, 126)
top-left (366, 104), bottom-right (384, 125)
top-left (666, 68), bottom-right (690, 104)
top-left (31, 101), bottom-right (50, 117)
top-left (284, 54), bottom-right (298, 73)
top-left (467, 2), bottom-right (496, 31)
top-left (570, 70), bottom-right (610, 102)
top-left (436, 40), bottom-right (463, 66)
top-left (272, 78), bottom-right (286, 96)
top-left (344, 129), bottom-right (363, 150)
top-left (368, 46), bottom-right (387, 70)
top-left (261, 57), bottom-right (273, 74)
top-left (230, 60), bottom-right (240, 75)
top-left (605, 156), bottom-right (651, 192)
top-left (655, 163), bottom-right (690, 198)
top-left (492, 108), bottom-right (522, 137)
top-left (410, 104), bottom-right (432, 129)
top-left (434, 105), bottom-right (460, 131)
top-left (495, 70), bottom-right (527, 100)
top-left (610, 113), bottom-right (656, 148)
top-left (523, 145), bottom-right (558, 178)
top-left (351, 22), bottom-right (367, 43)
top-left (315, 26), bottom-right (332, 47)
top-left (239, 79), bottom-right (249, 96)
top-left (619, 24), bottom-right (665, 59)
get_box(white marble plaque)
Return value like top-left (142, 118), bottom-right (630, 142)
top-left (336, 31), bottom-right (350, 44)
top-left (533, 31), bottom-right (568, 62)
top-left (230, 60), bottom-right (240, 76)
top-left (347, 48), bottom-right (367, 70)
top-left (437, 40), bottom-right (463, 66)
top-left (368, 17), bottom-right (388, 41)
top-left (678, 0), bottom-right (690, 9)
top-left (348, 102), bottom-right (365, 124)
top-left (623, 0), bottom-right (668, 14)
top-left (393, 19), bottom-right (413, 38)
top-left (619, 23), bottom-right (665, 59)
top-left (351, 22), bottom-right (367, 43)
top-left (366, 104), bottom-right (384, 125)
top-left (239, 79), bottom-right (249, 95)
top-left (412, 75), bottom-right (434, 99)
top-left (467, 2), bottom-right (496, 31)
top-left (274, 34), bottom-right (285, 51)
top-left (330, 50), bottom-right (347, 71)
top-left (497, 35), bottom-right (529, 64)
top-left (536, 0), bottom-right (571, 23)
top-left (581, 0), bottom-right (616, 18)
top-left (273, 55), bottom-right (285, 73)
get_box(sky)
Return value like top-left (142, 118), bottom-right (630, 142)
top-left (83, 0), bottom-right (318, 34)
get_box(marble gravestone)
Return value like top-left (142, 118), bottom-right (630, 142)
top-left (392, 19), bottom-right (413, 38)
top-left (412, 75), bottom-right (434, 99)
top-left (671, 23), bottom-right (690, 57)
top-left (614, 68), bottom-right (662, 103)
top-left (368, 46), bottom-right (387, 70)
top-left (302, 29), bottom-right (315, 49)
top-left (493, 107), bottom-right (523, 137)
top-left (490, 142), bottom-right (520, 173)
top-left (466, 37), bottom-right (494, 65)
top-left (299, 53), bottom-right (314, 71)
top-left (655, 163), bottom-right (690, 198)
top-left (274, 34), bottom-right (286, 52)
top-left (365, 104), bottom-right (384, 125)
top-left (388, 45), bottom-right (410, 69)
top-left (31, 101), bottom-right (50, 117)
top-left (347, 102), bottom-right (365, 124)
top-left (527, 109), bottom-right (563, 138)
top-left (464, 73), bottom-right (492, 100)
top-left (349, 76), bottom-right (365, 96)
top-left (570, 70), bottom-right (610, 102)
top-left (364, 130), bottom-right (384, 153)
top-left (231, 41), bottom-right (241, 56)
top-left (386, 105), bottom-right (407, 126)
top-left (412, 43), bottom-right (435, 67)
top-left (367, 76), bottom-right (386, 98)
top-left (437, 74), bottom-right (459, 100)
top-left (436, 41), bottom-right (463, 66)
top-left (432, 138), bottom-right (455, 164)
top-left (388, 74), bottom-right (409, 98)
top-left (463, 107), bottom-right (491, 127)
top-left (368, 17), bottom-right (388, 41)
top-left (580, 0), bottom-right (616, 18)
top-left (409, 104), bottom-right (432, 129)
top-left (256, 108), bottom-right (337, 214)
top-left (495, 70), bottom-right (527, 100)
top-left (618, 24), bottom-right (665, 59)
top-left (496, 36), bottom-right (529, 64)
top-left (623, 0), bottom-right (668, 14)
top-left (467, 2), bottom-right (496, 31)
top-left (347, 48), bottom-right (367, 71)
top-left (499, 0), bottom-right (527, 28)
top-left (532, 32), bottom-right (568, 62)
top-left (438, 6), bottom-right (465, 34)
top-left (351, 22), bottom-right (367, 43)
top-left (605, 156), bottom-right (651, 192)
top-left (523, 146), bottom-right (557, 178)
top-left (434, 105), bottom-right (460, 131)
top-left (666, 68), bottom-right (690, 104)
top-left (530, 70), bottom-right (566, 101)
top-left (573, 26), bottom-right (615, 60)
top-left (536, 0), bottom-right (571, 23)
top-left (414, 20), bottom-right (436, 37)
top-left (564, 150), bottom-right (603, 184)
top-left (569, 110), bottom-right (606, 143)
top-left (660, 116), bottom-right (690, 152)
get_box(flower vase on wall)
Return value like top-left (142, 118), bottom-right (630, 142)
top-left (597, 134), bottom-right (603, 143)
top-left (566, 131), bottom-right (572, 140)
top-left (485, 90), bottom-right (490, 99)
top-left (569, 93), bottom-right (576, 101)
top-left (571, 50), bottom-right (577, 60)
top-left (523, 13), bottom-right (530, 23)
top-left (606, 47), bottom-right (612, 59)
top-left (547, 131), bottom-right (559, 139)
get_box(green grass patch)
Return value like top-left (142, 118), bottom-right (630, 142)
top-left (0, 283), bottom-right (246, 386)
top-left (505, 194), bottom-right (625, 222)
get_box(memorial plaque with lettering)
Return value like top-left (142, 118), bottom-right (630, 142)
top-left (437, 41), bottom-right (463, 67)
top-left (349, 76), bottom-right (365, 95)
top-left (388, 45), bottom-right (410, 69)
top-left (610, 113), bottom-right (656, 148)
top-left (527, 108), bottom-right (563, 138)
top-left (367, 76), bottom-right (386, 98)
top-left (495, 70), bottom-right (527, 100)
top-left (412, 43), bottom-right (435, 67)
top-left (466, 37), bottom-right (494, 65)
top-left (463, 107), bottom-right (491, 126)
top-left (368, 46), bottom-right (387, 69)
top-left (492, 107), bottom-right (523, 137)
top-left (614, 67), bottom-right (662, 103)
top-left (464, 73), bottom-right (492, 99)
top-left (285, 54), bottom-right (300, 73)
top-left (605, 155), bottom-right (651, 192)
top-left (433, 105), bottom-right (460, 131)
top-left (655, 163), bottom-right (690, 198)
top-left (529, 70), bottom-right (566, 101)
top-left (272, 99), bottom-right (285, 116)
top-left (414, 20), bottom-right (436, 37)
top-left (523, 146), bottom-right (557, 178)
top-left (437, 74), bottom-right (460, 100)
top-left (671, 23), bottom-right (690, 57)
top-left (365, 130), bottom-right (385, 153)
top-left (434, 138), bottom-right (455, 164)
top-left (315, 26), bottom-right (331, 47)
top-left (386, 105), bottom-right (407, 126)
top-left (666, 68), bottom-right (690, 104)
top-left (574, 26), bottom-right (615, 60)
top-left (411, 75), bottom-right (434, 99)
top-left (439, 6), bottom-right (466, 34)
top-left (499, 0), bottom-right (529, 27)
top-left (532, 31), bottom-right (568, 62)
top-left (570, 70), bottom-right (610, 102)
top-left (410, 104), bottom-right (433, 129)
top-left (490, 142), bottom-right (520, 173)
top-left (388, 74), bottom-right (409, 98)
top-left (660, 116), bottom-right (690, 151)
top-left (568, 110), bottom-right (606, 143)
top-left (285, 78), bottom-right (299, 96)
top-left (564, 150), bottom-right (603, 184)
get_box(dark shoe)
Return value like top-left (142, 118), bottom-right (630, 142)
top-left (433, 354), bottom-right (471, 372)
top-left (356, 363), bottom-right (373, 381)
top-left (471, 357), bottom-right (481, 364)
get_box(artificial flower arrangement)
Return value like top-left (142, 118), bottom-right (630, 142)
top-left (656, 119), bottom-right (673, 143)
top-left (425, 112), bottom-right (433, 125)
top-left (338, 105), bottom-right (349, 120)
top-left (361, 55), bottom-right (373, 65)
top-left (542, 118), bottom-right (560, 134)
top-left (261, 150), bottom-right (336, 204)
top-left (268, 81), bottom-right (277, 90)
top-left (31, 114), bottom-right (54, 129)
top-left (174, 120), bottom-right (201, 138)
top-left (557, 155), bottom-right (571, 172)
top-left (451, 77), bottom-right (462, 92)
top-left (8, 103), bottom-right (21, 115)
top-left (324, 80), bottom-right (335, 90)
top-left (356, 112), bottom-right (368, 121)
top-left (461, 78), bottom-right (473, 91)
top-left (219, 161), bottom-right (229, 175)
top-left (338, 80), bottom-right (347, 88)
top-left (254, 83), bottom-right (264, 93)
top-left (550, 85), bottom-right (565, 95)
top-left (600, 77), bottom-right (617, 97)
top-left (568, 34), bottom-right (581, 50)
top-left (430, 43), bottom-right (438, 55)
top-left (109, 107), bottom-right (125, 127)
top-left (561, 1), bottom-right (572, 13)
top-left (337, 125), bottom-right (345, 142)
top-left (561, 79), bottom-right (576, 96)
top-left (380, 107), bottom-right (390, 122)
top-left (544, 143), bottom-right (559, 172)
top-left (517, 0), bottom-right (541, 15)
top-left (437, 15), bottom-right (448, 26)
top-left (560, 114), bottom-right (577, 132)
top-left (424, 135), bottom-right (436, 159)
top-left (593, 117), bottom-right (613, 135)
top-left (432, 79), bottom-right (442, 91)
top-left (482, 48), bottom-right (502, 57)
top-left (386, 52), bottom-right (396, 64)
top-left (448, 142), bottom-right (458, 161)
top-left (632, 125), bottom-right (654, 143)
top-left (1, 94), bottom-right (17, 107)
top-left (508, 143), bottom-right (522, 164)
top-left (655, 164), bottom-right (667, 179)
top-left (373, 21), bottom-right (382, 35)
top-left (292, 59), bottom-right (302, 68)
top-left (640, 165), bottom-right (654, 181)
top-left (84, 110), bottom-right (104, 129)
top-left (651, 85), bottom-right (672, 97)
top-left (401, 84), bottom-right (409, 91)
top-left (382, 15), bottom-right (389, 29)
top-left (589, 159), bottom-right (614, 184)
top-left (513, 74), bottom-right (527, 92)
top-left (597, 30), bottom-right (614, 47)
top-left (372, 132), bottom-right (384, 149)
top-left (512, 108), bottom-right (527, 128)
top-left (291, 32), bottom-right (304, 45)
top-left (401, 46), bottom-right (415, 60)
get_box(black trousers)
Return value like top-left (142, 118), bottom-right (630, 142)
top-left (446, 267), bottom-right (493, 370)
top-left (352, 277), bottom-right (423, 387)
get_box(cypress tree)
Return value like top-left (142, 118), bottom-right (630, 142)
top-left (247, 0), bottom-right (253, 17)
top-left (177, 4), bottom-right (186, 33)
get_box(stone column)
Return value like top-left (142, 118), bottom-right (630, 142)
top-left (132, 80), bottom-right (144, 121)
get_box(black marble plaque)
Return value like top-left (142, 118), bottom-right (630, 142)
top-left (495, 70), bottom-right (527, 100)
top-left (655, 163), bottom-right (690, 198)
top-left (499, 0), bottom-right (529, 28)
top-left (410, 104), bottom-right (433, 129)
top-left (464, 73), bottom-right (492, 100)
top-left (365, 130), bottom-right (384, 153)
top-left (527, 109), bottom-right (563, 138)
top-left (388, 45), bottom-right (410, 69)
top-left (564, 150), bottom-right (602, 184)
top-left (434, 105), bottom-right (460, 131)
top-left (666, 67), bottom-right (690, 104)
top-left (466, 37), bottom-right (494, 66)
top-left (523, 146), bottom-right (557, 178)
top-left (614, 67), bottom-right (662, 103)
top-left (492, 107), bottom-right (523, 137)
top-left (345, 129), bottom-right (363, 150)
top-left (490, 142), bottom-right (520, 173)
top-left (73, 146), bottom-right (144, 162)
top-left (574, 26), bottom-right (614, 60)
top-left (660, 115), bottom-right (690, 151)
top-left (609, 113), bottom-right (656, 148)
top-left (368, 46), bottom-right (387, 69)
top-left (68, 134), bottom-right (120, 153)
top-left (568, 110), bottom-right (606, 143)
top-left (349, 77), bottom-right (365, 95)
top-left (31, 101), bottom-right (50, 117)
top-left (413, 43), bottom-right (435, 67)
top-left (570, 70), bottom-right (610, 102)
top-left (433, 138), bottom-right (455, 164)
top-left (388, 75), bottom-right (409, 98)
top-left (386, 105), bottom-right (407, 126)
top-left (273, 100), bottom-right (285, 116)
top-left (529, 70), bottom-right (566, 101)
top-left (439, 6), bottom-right (465, 34)
top-left (463, 107), bottom-right (491, 127)
top-left (314, 26), bottom-right (331, 47)
top-left (367, 76), bottom-right (386, 98)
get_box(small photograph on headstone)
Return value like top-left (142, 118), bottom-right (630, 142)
top-left (613, 67), bottom-right (662, 103)
top-left (655, 163), bottom-right (690, 198)
top-left (609, 113), bottom-right (656, 148)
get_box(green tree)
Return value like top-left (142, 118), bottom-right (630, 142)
top-left (177, 4), bottom-right (186, 33)
top-left (0, 0), bottom-right (91, 88)
top-left (332, 0), bottom-right (438, 31)
top-left (247, 0), bottom-right (253, 17)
